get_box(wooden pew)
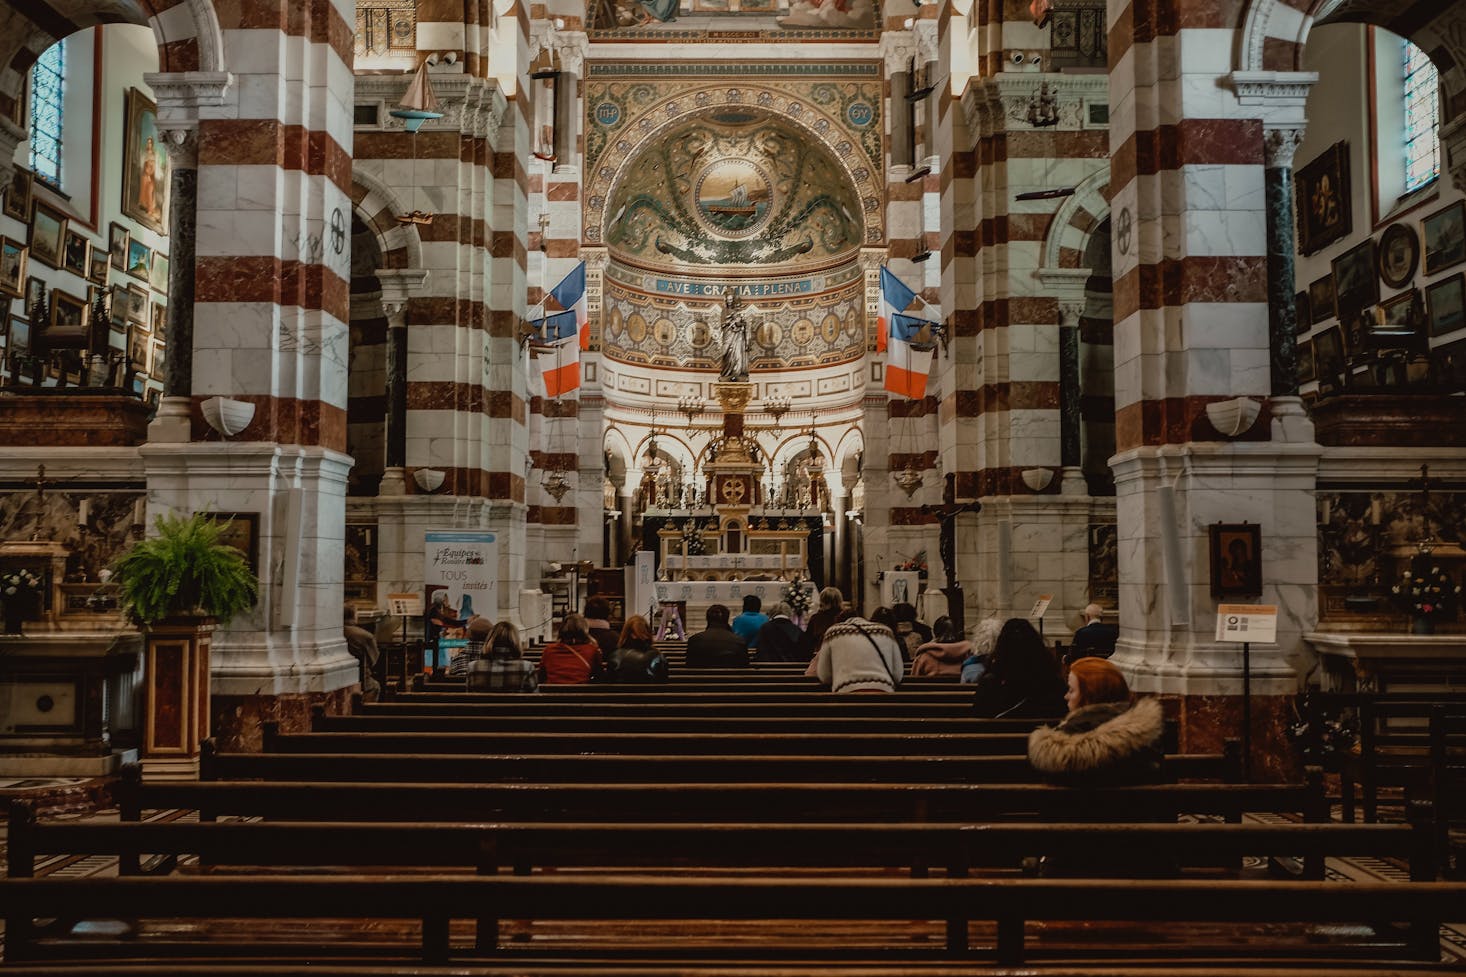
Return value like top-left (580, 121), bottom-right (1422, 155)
top-left (313, 710), bottom-right (1041, 735)
top-left (1, 967), bottom-right (1463, 977)
top-left (2, 874), bottom-right (1457, 964)
top-left (1430, 705), bottom-right (1466, 876)
top-left (359, 697), bottom-right (986, 717)
top-left (262, 725), bottom-right (1039, 756)
top-left (8, 808), bottom-right (1430, 882)
top-left (115, 768), bottom-right (1326, 824)
top-left (199, 744), bottom-right (1237, 784)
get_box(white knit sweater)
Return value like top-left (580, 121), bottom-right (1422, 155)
top-left (813, 618), bottom-right (905, 693)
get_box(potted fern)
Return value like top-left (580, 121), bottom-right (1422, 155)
top-left (110, 511), bottom-right (259, 774)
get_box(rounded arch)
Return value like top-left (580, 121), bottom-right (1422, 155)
top-left (603, 426), bottom-right (635, 481)
top-left (350, 170), bottom-right (427, 271)
top-left (0, 0), bottom-right (224, 120)
top-left (584, 85), bottom-right (886, 247)
top-left (1040, 167), bottom-right (1112, 273)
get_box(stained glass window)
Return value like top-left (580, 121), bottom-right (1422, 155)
top-left (29, 41), bottom-right (64, 191)
top-left (1402, 40), bottom-right (1439, 194)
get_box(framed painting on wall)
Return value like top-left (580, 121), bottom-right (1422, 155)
top-left (126, 239), bottom-right (152, 283)
top-left (108, 222), bottom-right (130, 270)
top-left (46, 289), bottom-right (89, 348)
top-left (1294, 291), bottom-right (1310, 334)
top-left (1314, 326), bottom-right (1346, 384)
top-left (61, 229), bottom-right (90, 277)
top-left (1423, 200), bottom-right (1466, 276)
top-left (1426, 274), bottom-right (1465, 337)
top-left (0, 238), bottom-right (26, 298)
top-left (1308, 274), bottom-right (1336, 323)
top-left (3, 168), bottom-right (32, 222)
top-left (25, 276), bottom-right (46, 318)
top-left (1331, 238), bottom-right (1379, 317)
top-left (1370, 290), bottom-right (1419, 347)
top-left (1296, 341), bottom-right (1315, 383)
top-left (1209, 523), bottom-right (1262, 599)
top-left (1295, 141), bottom-right (1351, 256)
top-left (29, 201), bottom-right (67, 268)
top-left (87, 245), bottom-right (110, 286)
top-left (1377, 222), bottom-right (1419, 289)
top-left (125, 284), bottom-right (149, 326)
top-left (152, 252), bottom-right (169, 293)
top-left (1433, 337), bottom-right (1466, 388)
top-left (197, 512), bottom-right (260, 574)
top-left (122, 88), bottom-right (170, 235)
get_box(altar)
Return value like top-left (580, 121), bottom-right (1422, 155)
top-left (655, 578), bottom-right (816, 633)
top-left (1304, 631), bottom-right (1466, 693)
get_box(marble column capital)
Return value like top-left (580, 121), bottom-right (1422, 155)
top-left (859, 247), bottom-right (887, 275)
top-left (1263, 126), bottom-right (1306, 169)
top-left (1058, 300), bottom-right (1086, 326)
top-left (1228, 70), bottom-right (1317, 133)
top-left (1442, 115), bottom-right (1466, 195)
top-left (0, 116), bottom-right (24, 190)
top-left (581, 246), bottom-right (610, 274)
top-left (551, 31), bottom-right (589, 77)
top-left (878, 31), bottom-right (918, 76)
top-left (376, 267), bottom-right (431, 324)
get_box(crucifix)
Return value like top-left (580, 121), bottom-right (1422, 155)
top-left (920, 473), bottom-right (982, 632)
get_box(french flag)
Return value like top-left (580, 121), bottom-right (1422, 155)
top-left (545, 261), bottom-right (589, 351)
top-left (879, 266), bottom-right (938, 399)
top-left (535, 310), bottom-right (580, 397)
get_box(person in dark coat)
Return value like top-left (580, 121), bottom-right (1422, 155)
top-left (584, 596), bottom-right (620, 661)
top-left (1028, 657), bottom-right (1163, 786)
top-left (607, 614), bottom-right (669, 683)
top-left (1065, 603), bottom-right (1118, 664)
top-left (754, 601), bottom-right (803, 662)
top-left (797, 586), bottom-right (844, 660)
top-left (685, 603), bottom-right (749, 668)
top-left (971, 618), bottom-right (1067, 719)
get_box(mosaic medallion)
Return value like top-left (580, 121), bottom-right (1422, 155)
top-left (654, 317), bottom-right (677, 346)
top-left (693, 158), bottom-right (774, 239)
top-left (609, 307), bottom-right (624, 338)
top-left (755, 320), bottom-right (784, 348)
top-left (791, 318), bottom-right (815, 347)
top-left (691, 319), bottom-right (712, 349)
top-left (627, 312), bottom-right (648, 343)
top-left (821, 312), bottom-right (841, 343)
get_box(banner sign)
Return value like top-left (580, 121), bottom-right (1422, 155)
top-left (424, 531), bottom-right (498, 621)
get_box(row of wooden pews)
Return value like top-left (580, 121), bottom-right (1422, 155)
top-left (4, 667), bottom-right (1466, 974)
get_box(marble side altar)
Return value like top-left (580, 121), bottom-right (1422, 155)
top-left (1304, 631), bottom-right (1466, 692)
top-left (655, 578), bottom-right (816, 632)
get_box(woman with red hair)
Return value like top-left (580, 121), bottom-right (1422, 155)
top-left (1027, 658), bottom-right (1164, 786)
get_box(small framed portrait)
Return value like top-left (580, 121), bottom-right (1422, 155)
top-left (1294, 291), bottom-right (1310, 335)
top-left (108, 222), bottom-right (130, 271)
top-left (151, 300), bottom-right (166, 333)
top-left (1377, 222), bottom-right (1420, 289)
top-left (25, 276), bottom-right (46, 317)
top-left (1426, 273), bottom-right (1466, 337)
top-left (126, 239), bottom-right (152, 283)
top-left (61, 229), bottom-right (91, 277)
top-left (1307, 274), bottom-right (1336, 324)
top-left (1332, 238), bottom-right (1379, 317)
top-left (1314, 326), bottom-right (1347, 384)
top-left (128, 327), bottom-right (150, 373)
top-left (46, 288), bottom-right (89, 348)
top-left (1295, 141), bottom-right (1352, 256)
top-left (1209, 523), bottom-right (1263, 599)
top-left (86, 245), bottom-right (110, 286)
top-left (9, 315), bottom-right (31, 353)
top-left (197, 512), bottom-right (260, 574)
top-left (1424, 200), bottom-right (1466, 276)
top-left (0, 237), bottom-right (26, 298)
top-left (1296, 341), bottom-right (1316, 383)
top-left (109, 283), bottom-right (130, 325)
top-left (151, 252), bottom-right (169, 293)
top-left (150, 337), bottom-right (167, 379)
top-left (3, 168), bottom-right (32, 222)
top-left (122, 87), bottom-right (170, 235)
top-left (126, 284), bottom-right (149, 326)
top-left (1432, 336), bottom-right (1466, 388)
top-left (29, 201), bottom-right (68, 269)
top-left (1371, 290), bottom-right (1419, 346)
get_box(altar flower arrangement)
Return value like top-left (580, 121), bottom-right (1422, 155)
top-left (783, 573), bottom-right (812, 617)
top-left (896, 551), bottom-right (929, 574)
top-left (2, 568), bottom-right (42, 600)
top-left (1391, 548), bottom-right (1461, 631)
top-left (680, 521), bottom-right (705, 556)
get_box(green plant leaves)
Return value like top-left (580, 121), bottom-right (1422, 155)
top-left (110, 511), bottom-right (259, 625)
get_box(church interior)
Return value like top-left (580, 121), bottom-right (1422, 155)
top-left (2, 0), bottom-right (1466, 966)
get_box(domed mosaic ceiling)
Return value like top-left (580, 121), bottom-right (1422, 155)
top-left (602, 108), bottom-right (864, 270)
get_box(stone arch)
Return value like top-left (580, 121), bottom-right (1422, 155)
top-left (350, 170), bottom-right (427, 271)
top-left (584, 85), bottom-right (886, 246)
top-left (0, 0), bottom-right (225, 121)
top-left (1039, 168), bottom-right (1111, 273)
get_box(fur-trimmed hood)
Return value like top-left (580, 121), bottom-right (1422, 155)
top-left (1027, 696), bottom-right (1165, 784)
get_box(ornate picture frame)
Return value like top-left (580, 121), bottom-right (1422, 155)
top-left (1295, 141), bottom-right (1351, 256)
top-left (1307, 273), bottom-right (1336, 324)
top-left (1331, 238), bottom-right (1379, 317)
top-left (122, 87), bottom-right (170, 235)
top-left (1426, 273), bottom-right (1465, 338)
top-left (1377, 222), bottom-right (1419, 289)
top-left (0, 237), bottom-right (26, 299)
top-left (1423, 200), bottom-right (1466, 276)
top-left (1209, 523), bottom-right (1263, 599)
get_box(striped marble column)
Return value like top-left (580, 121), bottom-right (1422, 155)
top-left (1106, 0), bottom-right (1321, 774)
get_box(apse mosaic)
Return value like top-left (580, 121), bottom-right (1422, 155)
top-left (601, 263), bottom-right (866, 371)
top-left (585, 72), bottom-right (884, 247)
top-left (595, 108), bottom-right (873, 267)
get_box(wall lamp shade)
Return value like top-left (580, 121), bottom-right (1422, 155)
top-left (200, 397), bottom-right (256, 438)
top-left (414, 468), bottom-right (446, 493)
top-left (1204, 397), bottom-right (1262, 437)
top-left (1020, 467), bottom-right (1055, 492)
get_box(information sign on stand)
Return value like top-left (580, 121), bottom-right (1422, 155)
top-left (1213, 603), bottom-right (1277, 782)
top-left (1030, 594), bottom-right (1053, 635)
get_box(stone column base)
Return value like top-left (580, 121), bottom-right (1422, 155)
top-left (1162, 692), bottom-right (1298, 783)
top-left (210, 686), bottom-right (357, 753)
